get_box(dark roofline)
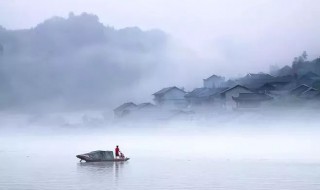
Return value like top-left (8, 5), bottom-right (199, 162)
top-left (220, 85), bottom-right (252, 94)
top-left (249, 72), bottom-right (274, 76)
top-left (258, 83), bottom-right (276, 90)
top-left (203, 74), bottom-right (224, 81)
top-left (232, 93), bottom-right (273, 101)
top-left (258, 81), bottom-right (290, 89)
top-left (152, 86), bottom-right (185, 96)
top-left (298, 71), bottom-right (319, 79)
top-left (185, 87), bottom-right (227, 98)
top-left (290, 84), bottom-right (311, 92)
top-left (281, 65), bottom-right (291, 69)
top-left (137, 102), bottom-right (155, 109)
top-left (113, 102), bottom-right (137, 112)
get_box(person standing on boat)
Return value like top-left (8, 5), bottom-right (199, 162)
top-left (115, 145), bottom-right (120, 158)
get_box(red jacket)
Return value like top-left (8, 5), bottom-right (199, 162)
top-left (115, 147), bottom-right (120, 155)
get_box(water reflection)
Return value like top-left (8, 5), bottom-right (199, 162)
top-left (77, 161), bottom-right (127, 183)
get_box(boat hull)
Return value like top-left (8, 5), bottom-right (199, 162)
top-left (76, 150), bottom-right (129, 162)
top-left (83, 158), bottom-right (130, 162)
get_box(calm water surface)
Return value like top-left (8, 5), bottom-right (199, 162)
top-left (1, 150), bottom-right (320, 190)
top-left (1, 128), bottom-right (320, 190)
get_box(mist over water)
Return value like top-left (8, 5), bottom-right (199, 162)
top-left (1, 109), bottom-right (320, 189)
top-left (1, 2), bottom-right (320, 189)
top-left (1, 108), bottom-right (320, 161)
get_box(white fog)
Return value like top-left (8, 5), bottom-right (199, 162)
top-left (1, 1), bottom-right (320, 189)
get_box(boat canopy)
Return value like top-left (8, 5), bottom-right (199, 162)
top-left (86, 150), bottom-right (114, 160)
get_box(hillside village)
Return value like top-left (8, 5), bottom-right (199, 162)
top-left (114, 52), bottom-right (320, 119)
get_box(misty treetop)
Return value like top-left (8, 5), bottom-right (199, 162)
top-left (0, 13), bottom-right (169, 111)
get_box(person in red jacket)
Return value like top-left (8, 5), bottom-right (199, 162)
top-left (115, 145), bottom-right (120, 158)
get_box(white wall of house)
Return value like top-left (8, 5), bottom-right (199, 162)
top-left (224, 86), bottom-right (252, 110)
top-left (114, 104), bottom-right (137, 117)
top-left (162, 88), bottom-right (185, 100)
top-left (157, 88), bottom-right (187, 108)
top-left (203, 77), bottom-right (225, 88)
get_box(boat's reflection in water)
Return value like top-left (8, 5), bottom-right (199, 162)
top-left (77, 161), bottom-right (128, 183)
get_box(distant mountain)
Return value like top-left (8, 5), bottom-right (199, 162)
top-left (0, 13), bottom-right (169, 111)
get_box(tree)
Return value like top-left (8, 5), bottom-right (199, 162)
top-left (302, 50), bottom-right (308, 60)
top-left (293, 51), bottom-right (308, 64)
top-left (0, 43), bottom-right (3, 55)
top-left (292, 51), bottom-right (309, 75)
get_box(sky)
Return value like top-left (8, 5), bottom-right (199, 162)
top-left (1, 0), bottom-right (320, 75)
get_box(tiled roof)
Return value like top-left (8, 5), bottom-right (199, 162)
top-left (114, 102), bottom-right (137, 112)
top-left (299, 88), bottom-right (320, 99)
top-left (137, 102), bottom-right (155, 109)
top-left (220, 85), bottom-right (252, 94)
top-left (185, 87), bottom-right (227, 98)
top-left (153, 86), bottom-right (185, 96)
top-left (204, 74), bottom-right (224, 81)
top-left (290, 84), bottom-right (311, 96)
top-left (232, 93), bottom-right (273, 101)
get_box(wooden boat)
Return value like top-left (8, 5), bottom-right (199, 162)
top-left (76, 150), bottom-right (130, 162)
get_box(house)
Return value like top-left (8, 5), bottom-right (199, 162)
top-left (241, 73), bottom-right (274, 81)
top-left (113, 102), bottom-right (137, 117)
top-left (203, 75), bottom-right (225, 88)
top-left (290, 84), bottom-right (312, 96)
top-left (272, 75), bottom-right (295, 83)
top-left (237, 72), bottom-right (275, 89)
top-left (297, 72), bottom-right (320, 87)
top-left (125, 102), bottom-right (159, 119)
top-left (153, 86), bottom-right (187, 108)
top-left (219, 85), bottom-right (253, 110)
top-left (232, 93), bottom-right (273, 108)
top-left (221, 79), bottom-right (238, 88)
top-left (290, 84), bottom-right (320, 99)
top-left (299, 88), bottom-right (320, 99)
top-left (184, 87), bottom-right (227, 107)
top-left (137, 102), bottom-right (155, 109)
top-left (114, 102), bottom-right (158, 119)
top-left (258, 83), bottom-right (277, 92)
top-left (276, 65), bottom-right (294, 76)
top-left (257, 81), bottom-right (294, 96)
